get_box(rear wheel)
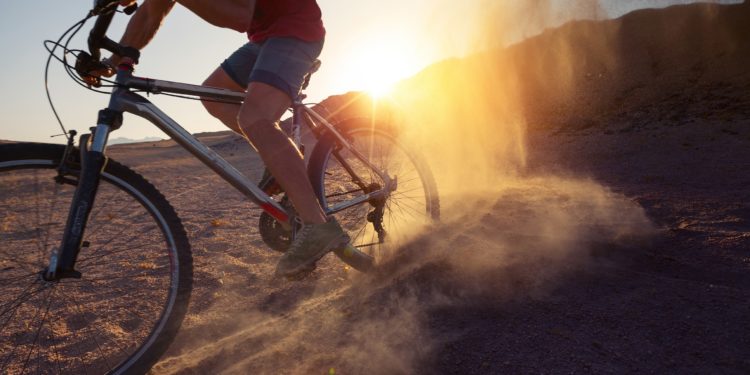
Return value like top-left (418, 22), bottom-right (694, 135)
top-left (0, 143), bottom-right (192, 374)
top-left (308, 122), bottom-right (440, 264)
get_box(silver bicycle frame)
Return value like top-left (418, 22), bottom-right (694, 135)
top-left (96, 68), bottom-right (392, 225)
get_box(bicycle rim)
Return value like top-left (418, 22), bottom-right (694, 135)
top-left (0, 150), bottom-right (189, 374)
top-left (311, 126), bottom-right (440, 263)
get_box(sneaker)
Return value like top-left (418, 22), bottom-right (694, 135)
top-left (275, 218), bottom-right (350, 277)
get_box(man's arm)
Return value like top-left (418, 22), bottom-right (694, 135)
top-left (109, 0), bottom-right (176, 65)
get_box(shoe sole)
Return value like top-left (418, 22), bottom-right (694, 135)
top-left (277, 235), bottom-right (350, 278)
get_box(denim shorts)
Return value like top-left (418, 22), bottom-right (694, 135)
top-left (220, 37), bottom-right (324, 99)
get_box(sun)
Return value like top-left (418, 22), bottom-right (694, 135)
top-left (364, 74), bottom-right (395, 98)
top-left (343, 36), bottom-right (423, 99)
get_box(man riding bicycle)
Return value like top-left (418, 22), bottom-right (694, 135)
top-left (104, 0), bottom-right (348, 277)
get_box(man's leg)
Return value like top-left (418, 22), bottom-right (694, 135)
top-left (201, 67), bottom-right (244, 133)
top-left (237, 82), bottom-right (327, 225)
top-left (239, 82), bottom-right (349, 277)
top-left (201, 68), bottom-right (326, 224)
top-left (202, 40), bottom-right (345, 277)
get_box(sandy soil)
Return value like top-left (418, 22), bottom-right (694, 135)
top-left (97, 2), bottom-right (750, 374)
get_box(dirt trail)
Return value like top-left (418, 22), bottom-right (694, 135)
top-left (102, 2), bottom-right (750, 373)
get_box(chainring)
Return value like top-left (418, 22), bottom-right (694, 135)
top-left (258, 196), bottom-right (293, 252)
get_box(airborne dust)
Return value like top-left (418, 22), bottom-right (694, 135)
top-left (150, 1), bottom-right (741, 373)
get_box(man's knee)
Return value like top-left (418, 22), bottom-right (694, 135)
top-left (237, 91), bottom-right (288, 139)
top-left (200, 75), bottom-right (224, 117)
top-left (201, 98), bottom-right (220, 119)
top-left (201, 67), bottom-right (244, 123)
top-left (237, 103), bottom-right (275, 140)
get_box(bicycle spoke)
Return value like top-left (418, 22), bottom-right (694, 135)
top-left (41, 180), bottom-right (64, 272)
top-left (33, 171), bottom-right (44, 267)
top-left (0, 285), bottom-right (48, 369)
top-left (76, 238), bottom-right (157, 269)
top-left (20, 286), bottom-right (55, 374)
top-left (73, 278), bottom-right (164, 324)
top-left (0, 271), bottom-right (44, 287)
top-left (0, 282), bottom-right (47, 322)
top-left (318, 127), bottom-right (437, 263)
top-left (0, 255), bottom-right (40, 275)
top-left (78, 227), bottom-right (158, 267)
top-left (386, 198), bottom-right (421, 223)
top-left (55, 290), bottom-right (95, 375)
top-left (85, 190), bottom-right (151, 240)
top-left (325, 187), bottom-right (366, 199)
top-left (2, 213), bottom-right (47, 265)
top-left (69, 284), bottom-right (154, 374)
top-left (40, 287), bottom-right (65, 375)
top-left (1, 147), bottom-right (192, 374)
top-left (85, 185), bottom-right (125, 231)
top-left (1, 283), bottom-right (49, 373)
top-left (71, 276), bottom-right (170, 298)
top-left (67, 292), bottom-right (116, 373)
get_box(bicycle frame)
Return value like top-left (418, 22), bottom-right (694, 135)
top-left (53, 65), bottom-right (389, 277)
top-left (111, 68), bottom-right (392, 218)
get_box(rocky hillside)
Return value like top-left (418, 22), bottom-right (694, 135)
top-left (396, 1), bottom-right (750, 132)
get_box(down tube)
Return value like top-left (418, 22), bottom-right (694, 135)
top-left (122, 98), bottom-right (290, 224)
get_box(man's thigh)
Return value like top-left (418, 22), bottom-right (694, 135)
top-left (215, 37), bottom-right (322, 101)
top-left (249, 37), bottom-right (323, 100)
top-left (203, 66), bottom-right (245, 91)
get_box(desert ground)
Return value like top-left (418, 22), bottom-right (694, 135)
top-left (2, 1), bottom-right (747, 374)
top-left (100, 3), bottom-right (750, 374)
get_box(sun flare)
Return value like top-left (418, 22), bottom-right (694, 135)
top-left (365, 76), bottom-right (395, 98)
top-left (342, 36), bottom-right (424, 99)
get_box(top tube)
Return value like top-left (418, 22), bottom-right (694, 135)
top-left (114, 67), bottom-right (246, 103)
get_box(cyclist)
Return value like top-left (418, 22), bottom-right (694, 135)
top-left (103, 0), bottom-right (349, 277)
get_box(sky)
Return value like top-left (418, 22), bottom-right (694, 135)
top-left (0, 0), bottom-right (741, 143)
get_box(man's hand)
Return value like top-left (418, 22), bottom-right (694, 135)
top-left (74, 52), bottom-right (114, 87)
top-left (98, 57), bottom-right (118, 76)
top-left (79, 55), bottom-right (139, 87)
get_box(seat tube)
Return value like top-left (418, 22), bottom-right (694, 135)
top-left (54, 109), bottom-right (121, 278)
top-left (291, 102), bottom-right (303, 150)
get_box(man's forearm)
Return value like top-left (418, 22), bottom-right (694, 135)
top-left (111, 0), bottom-right (175, 63)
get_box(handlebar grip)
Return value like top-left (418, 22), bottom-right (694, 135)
top-left (88, 9), bottom-right (116, 61)
top-left (89, 1), bottom-right (141, 63)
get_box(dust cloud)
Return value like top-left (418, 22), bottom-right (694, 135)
top-left (388, 1), bottom-right (608, 193)
top-left (157, 1), bottom-right (699, 373)
top-left (154, 178), bottom-right (654, 374)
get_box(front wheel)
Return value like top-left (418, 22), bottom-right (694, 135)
top-left (308, 122), bottom-right (440, 265)
top-left (0, 143), bottom-right (192, 374)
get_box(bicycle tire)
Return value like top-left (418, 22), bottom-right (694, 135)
top-left (0, 142), bottom-right (192, 374)
top-left (307, 120), bottom-right (440, 265)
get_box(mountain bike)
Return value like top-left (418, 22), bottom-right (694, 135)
top-left (0, 1), bottom-right (439, 374)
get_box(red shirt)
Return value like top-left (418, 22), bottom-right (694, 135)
top-left (248, 0), bottom-right (325, 43)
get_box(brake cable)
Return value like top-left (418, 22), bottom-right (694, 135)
top-left (43, 4), bottom-right (244, 143)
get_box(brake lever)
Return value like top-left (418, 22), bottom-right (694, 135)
top-left (74, 51), bottom-right (113, 88)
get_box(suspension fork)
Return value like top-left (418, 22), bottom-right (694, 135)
top-left (46, 109), bottom-right (121, 280)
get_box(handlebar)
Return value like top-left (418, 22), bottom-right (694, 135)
top-left (76, 1), bottom-right (140, 86)
top-left (88, 1), bottom-right (139, 61)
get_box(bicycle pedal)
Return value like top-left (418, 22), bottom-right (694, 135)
top-left (263, 183), bottom-right (283, 196)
